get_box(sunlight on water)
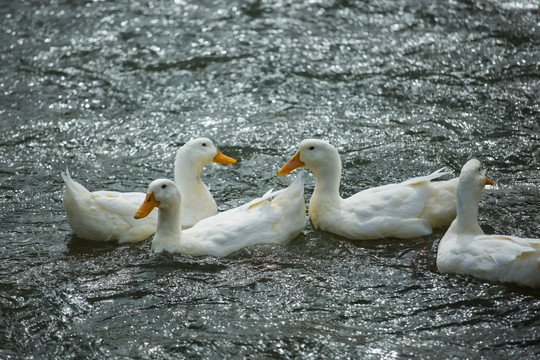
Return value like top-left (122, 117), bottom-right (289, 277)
top-left (1, 0), bottom-right (539, 358)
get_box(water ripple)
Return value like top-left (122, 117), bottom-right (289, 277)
top-left (1, 0), bottom-right (539, 358)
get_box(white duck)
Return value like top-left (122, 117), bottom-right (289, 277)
top-left (134, 173), bottom-right (306, 257)
top-left (277, 139), bottom-right (458, 240)
top-left (436, 159), bottom-right (540, 288)
top-left (62, 138), bottom-right (236, 243)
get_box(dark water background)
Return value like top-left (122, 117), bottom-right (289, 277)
top-left (1, 0), bottom-right (540, 358)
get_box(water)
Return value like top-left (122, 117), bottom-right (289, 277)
top-left (1, 0), bottom-right (539, 358)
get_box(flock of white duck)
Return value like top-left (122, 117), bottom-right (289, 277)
top-left (62, 138), bottom-right (540, 289)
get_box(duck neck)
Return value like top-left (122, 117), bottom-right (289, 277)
top-left (311, 160), bottom-right (342, 203)
top-left (153, 202), bottom-right (182, 247)
top-left (174, 151), bottom-right (212, 204)
top-left (453, 181), bottom-right (484, 235)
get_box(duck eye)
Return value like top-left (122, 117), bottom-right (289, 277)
top-left (202, 143), bottom-right (207, 147)
top-left (309, 146), bottom-right (315, 150)
top-left (161, 184), bottom-right (167, 189)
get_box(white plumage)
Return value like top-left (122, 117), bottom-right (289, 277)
top-left (62, 138), bottom-right (235, 242)
top-left (278, 139), bottom-right (458, 240)
top-left (436, 159), bottom-right (540, 288)
top-left (134, 173), bottom-right (306, 257)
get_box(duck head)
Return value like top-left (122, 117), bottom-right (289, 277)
top-left (459, 159), bottom-right (495, 190)
top-left (134, 179), bottom-right (181, 219)
top-left (277, 139), bottom-right (341, 176)
top-left (179, 137), bottom-right (236, 167)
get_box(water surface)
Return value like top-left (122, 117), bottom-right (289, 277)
top-left (1, 0), bottom-right (539, 358)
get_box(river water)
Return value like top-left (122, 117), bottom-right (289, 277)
top-left (1, 0), bottom-right (539, 358)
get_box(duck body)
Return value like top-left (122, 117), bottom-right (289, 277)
top-left (278, 139), bottom-right (457, 240)
top-left (62, 171), bottom-right (156, 243)
top-left (421, 178), bottom-right (459, 228)
top-left (309, 168), bottom-right (452, 240)
top-left (135, 173), bottom-right (305, 257)
top-left (62, 138), bottom-right (235, 243)
top-left (436, 159), bottom-right (540, 288)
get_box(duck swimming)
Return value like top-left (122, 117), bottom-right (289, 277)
top-left (134, 173), bottom-right (306, 257)
top-left (436, 159), bottom-right (540, 288)
top-left (62, 138), bottom-right (236, 243)
top-left (277, 139), bottom-right (458, 240)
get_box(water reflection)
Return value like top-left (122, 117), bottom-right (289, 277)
top-left (1, 0), bottom-right (539, 358)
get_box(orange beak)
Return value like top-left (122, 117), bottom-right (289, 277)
top-left (485, 176), bottom-right (495, 186)
top-left (277, 151), bottom-right (305, 176)
top-left (134, 192), bottom-right (159, 219)
top-left (213, 149), bottom-right (236, 164)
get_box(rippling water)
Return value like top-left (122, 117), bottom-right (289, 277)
top-left (1, 0), bottom-right (540, 358)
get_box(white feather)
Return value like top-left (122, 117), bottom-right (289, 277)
top-left (436, 159), bottom-right (540, 288)
top-left (62, 138), bottom-right (234, 242)
top-left (145, 173), bottom-right (306, 257)
top-left (279, 139), bottom-right (457, 240)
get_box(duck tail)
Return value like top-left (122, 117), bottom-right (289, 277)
top-left (61, 167), bottom-right (70, 182)
top-left (246, 187), bottom-right (279, 209)
top-left (61, 168), bottom-right (90, 195)
top-left (273, 171), bottom-right (306, 232)
top-left (271, 171), bottom-right (304, 207)
top-left (247, 172), bottom-right (305, 210)
top-left (406, 167), bottom-right (451, 186)
top-left (427, 167), bottom-right (451, 180)
top-left (278, 171), bottom-right (304, 198)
